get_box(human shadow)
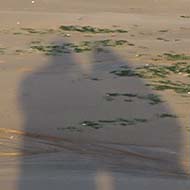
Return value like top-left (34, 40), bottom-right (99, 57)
top-left (18, 40), bottom-right (188, 189)
top-left (90, 48), bottom-right (187, 174)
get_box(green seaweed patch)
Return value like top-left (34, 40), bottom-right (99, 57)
top-left (90, 77), bottom-right (101, 81)
top-left (79, 117), bottom-right (148, 130)
top-left (110, 65), bottom-right (139, 77)
top-left (30, 44), bottom-right (70, 55)
top-left (180, 16), bottom-right (190, 18)
top-left (158, 30), bottom-right (169, 33)
top-left (21, 28), bottom-right (44, 34)
top-left (113, 62), bottom-right (190, 79)
top-left (0, 48), bottom-right (6, 54)
top-left (15, 49), bottom-right (27, 54)
top-left (159, 113), bottom-right (177, 118)
top-left (21, 28), bottom-right (55, 35)
top-left (80, 121), bottom-right (102, 129)
top-left (31, 40), bottom-right (41, 44)
top-left (99, 117), bottom-right (148, 126)
top-left (106, 93), bottom-right (137, 98)
top-left (164, 53), bottom-right (190, 61)
top-left (157, 37), bottom-right (169, 42)
top-left (110, 63), bottom-right (190, 95)
top-left (127, 43), bottom-right (135, 46)
top-left (98, 119), bottom-right (118, 123)
top-left (94, 39), bottom-right (127, 47)
top-left (106, 93), bottom-right (121, 97)
top-left (30, 39), bottom-right (127, 55)
top-left (136, 65), bottom-right (170, 78)
top-left (137, 62), bottom-right (190, 78)
top-left (144, 94), bottom-right (163, 105)
top-left (105, 92), bottom-right (163, 105)
top-left (74, 47), bottom-right (91, 53)
top-left (58, 126), bottom-right (81, 132)
top-left (148, 80), bottom-right (190, 94)
top-left (13, 32), bottom-right (23, 35)
top-left (59, 25), bottom-right (128, 33)
top-left (165, 62), bottom-right (190, 74)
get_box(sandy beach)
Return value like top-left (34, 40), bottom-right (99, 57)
top-left (0, 0), bottom-right (190, 189)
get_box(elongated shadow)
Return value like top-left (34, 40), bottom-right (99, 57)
top-left (18, 41), bottom-right (188, 189)
top-left (91, 47), bottom-right (187, 174)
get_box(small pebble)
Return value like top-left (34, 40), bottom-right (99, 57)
top-left (31, 0), bottom-right (35, 3)
top-left (17, 21), bottom-right (20, 25)
top-left (65, 33), bottom-right (71, 37)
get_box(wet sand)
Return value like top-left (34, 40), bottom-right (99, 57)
top-left (0, 0), bottom-right (190, 189)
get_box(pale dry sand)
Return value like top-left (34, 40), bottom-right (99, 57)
top-left (0, 0), bottom-right (190, 189)
top-left (0, 0), bottom-right (190, 14)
